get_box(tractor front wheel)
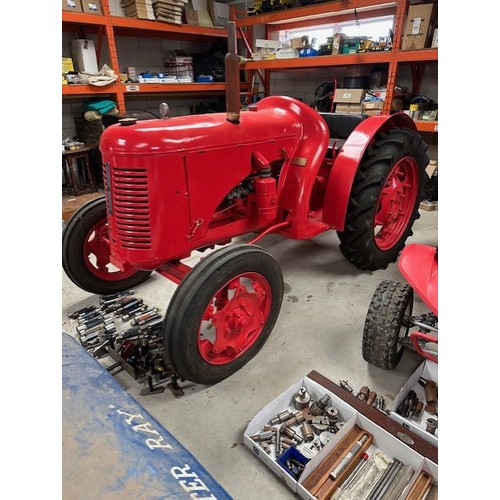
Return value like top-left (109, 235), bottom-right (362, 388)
top-left (362, 280), bottom-right (413, 369)
top-left (338, 127), bottom-right (428, 270)
top-left (163, 244), bottom-right (284, 385)
top-left (62, 197), bottom-right (152, 295)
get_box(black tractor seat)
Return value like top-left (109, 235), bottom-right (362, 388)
top-left (319, 112), bottom-right (367, 158)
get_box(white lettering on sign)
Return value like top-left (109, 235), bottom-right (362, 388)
top-left (171, 464), bottom-right (218, 499)
top-left (116, 409), bottom-right (173, 450)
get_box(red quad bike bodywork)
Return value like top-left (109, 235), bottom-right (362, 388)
top-left (362, 242), bottom-right (438, 370)
top-left (398, 243), bottom-right (438, 363)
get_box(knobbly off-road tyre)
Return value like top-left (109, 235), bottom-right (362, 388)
top-left (338, 127), bottom-right (429, 270)
top-left (163, 244), bottom-right (284, 385)
top-left (62, 197), bottom-right (152, 295)
top-left (362, 280), bottom-right (413, 369)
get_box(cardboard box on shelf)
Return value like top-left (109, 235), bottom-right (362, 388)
top-left (333, 88), bottom-right (366, 104)
top-left (335, 103), bottom-right (363, 114)
top-left (290, 37), bottom-right (305, 49)
top-left (188, 0), bottom-right (214, 27)
top-left (63, 0), bottom-right (83, 12)
top-left (208, 0), bottom-right (229, 28)
top-left (330, 33), bottom-right (344, 55)
top-left (362, 100), bottom-right (384, 111)
top-left (254, 39), bottom-right (281, 60)
top-left (81, 0), bottom-right (103, 15)
top-left (153, 0), bottom-right (188, 22)
top-left (401, 3), bottom-right (437, 50)
top-left (122, 0), bottom-right (156, 20)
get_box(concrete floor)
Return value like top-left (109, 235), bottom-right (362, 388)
top-left (62, 209), bottom-right (438, 499)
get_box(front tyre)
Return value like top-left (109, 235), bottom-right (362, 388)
top-left (62, 197), bottom-right (152, 295)
top-left (163, 244), bottom-right (284, 385)
top-left (338, 127), bottom-right (429, 270)
top-left (362, 280), bottom-right (413, 369)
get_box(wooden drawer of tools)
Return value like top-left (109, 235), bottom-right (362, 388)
top-left (244, 371), bottom-right (438, 500)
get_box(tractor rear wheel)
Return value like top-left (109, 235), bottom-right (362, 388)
top-left (337, 127), bottom-right (428, 270)
top-left (62, 197), bottom-right (152, 295)
top-left (163, 244), bottom-right (284, 385)
top-left (362, 280), bottom-right (413, 369)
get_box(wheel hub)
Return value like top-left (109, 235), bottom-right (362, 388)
top-left (83, 219), bottom-right (137, 281)
top-left (374, 157), bottom-right (419, 250)
top-left (198, 274), bottom-right (271, 365)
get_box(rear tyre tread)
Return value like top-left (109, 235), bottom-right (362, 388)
top-left (338, 127), bottom-right (428, 270)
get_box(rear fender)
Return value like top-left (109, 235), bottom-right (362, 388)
top-left (322, 113), bottom-right (416, 231)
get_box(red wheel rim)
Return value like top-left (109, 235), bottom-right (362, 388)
top-left (374, 156), bottom-right (419, 250)
top-left (198, 272), bottom-right (272, 365)
top-left (83, 219), bottom-right (138, 281)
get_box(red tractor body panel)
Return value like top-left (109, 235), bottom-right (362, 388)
top-left (100, 96), bottom-right (330, 271)
top-left (322, 113), bottom-right (417, 231)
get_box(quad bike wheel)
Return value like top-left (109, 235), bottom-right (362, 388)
top-left (338, 127), bottom-right (429, 270)
top-left (362, 280), bottom-right (413, 369)
top-left (62, 196), bottom-right (152, 295)
top-left (163, 244), bottom-right (284, 385)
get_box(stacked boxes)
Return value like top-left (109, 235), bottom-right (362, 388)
top-left (121, 0), bottom-right (156, 20)
top-left (333, 89), bottom-right (365, 114)
top-left (153, 0), bottom-right (188, 24)
top-left (362, 100), bottom-right (384, 116)
top-left (164, 56), bottom-right (194, 82)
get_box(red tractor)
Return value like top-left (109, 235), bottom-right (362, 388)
top-left (62, 25), bottom-right (429, 386)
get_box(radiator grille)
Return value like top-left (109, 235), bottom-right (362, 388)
top-left (104, 164), bottom-right (152, 250)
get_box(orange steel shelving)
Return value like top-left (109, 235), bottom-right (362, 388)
top-left (62, 1), bottom-right (238, 111)
top-left (63, 0), bottom-right (437, 132)
top-left (234, 0), bottom-right (438, 133)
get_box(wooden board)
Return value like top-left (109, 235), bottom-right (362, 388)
top-left (62, 191), bottom-right (104, 222)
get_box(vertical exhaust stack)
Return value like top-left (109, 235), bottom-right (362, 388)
top-left (225, 20), bottom-right (240, 124)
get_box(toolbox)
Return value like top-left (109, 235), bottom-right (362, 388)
top-left (244, 371), bottom-right (437, 499)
